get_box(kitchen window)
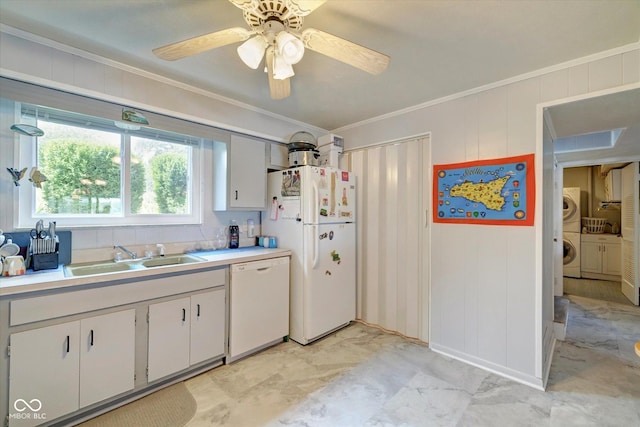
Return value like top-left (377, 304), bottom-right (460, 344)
top-left (16, 104), bottom-right (202, 227)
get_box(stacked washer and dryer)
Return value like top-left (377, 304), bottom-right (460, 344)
top-left (562, 187), bottom-right (581, 278)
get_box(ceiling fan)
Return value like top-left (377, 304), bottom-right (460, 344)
top-left (152, 0), bottom-right (390, 99)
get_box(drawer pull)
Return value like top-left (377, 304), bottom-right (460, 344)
top-left (182, 308), bottom-right (186, 322)
top-left (197, 304), bottom-right (201, 317)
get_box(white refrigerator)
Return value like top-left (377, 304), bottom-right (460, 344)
top-left (262, 166), bottom-right (356, 345)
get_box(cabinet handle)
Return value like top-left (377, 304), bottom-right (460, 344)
top-left (66, 335), bottom-right (70, 353)
top-left (235, 190), bottom-right (238, 200)
top-left (182, 308), bottom-right (186, 322)
top-left (90, 329), bottom-right (94, 347)
top-left (197, 304), bottom-right (201, 317)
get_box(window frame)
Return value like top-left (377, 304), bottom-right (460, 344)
top-left (15, 103), bottom-right (203, 228)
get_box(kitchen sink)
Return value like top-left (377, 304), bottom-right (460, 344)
top-left (141, 254), bottom-right (205, 268)
top-left (64, 261), bottom-right (134, 277)
top-left (64, 254), bottom-right (206, 277)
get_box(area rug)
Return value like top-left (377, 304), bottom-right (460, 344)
top-left (79, 382), bottom-right (196, 427)
top-left (563, 278), bottom-right (633, 306)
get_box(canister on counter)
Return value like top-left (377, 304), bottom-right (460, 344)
top-left (263, 236), bottom-right (277, 248)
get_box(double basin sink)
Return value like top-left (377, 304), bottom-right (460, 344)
top-left (64, 254), bottom-right (206, 277)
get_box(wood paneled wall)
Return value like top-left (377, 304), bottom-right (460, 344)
top-left (338, 46), bottom-right (640, 388)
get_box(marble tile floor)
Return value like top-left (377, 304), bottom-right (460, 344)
top-left (182, 298), bottom-right (639, 427)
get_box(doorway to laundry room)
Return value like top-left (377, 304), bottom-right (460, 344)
top-left (561, 165), bottom-right (632, 306)
top-left (544, 86), bottom-right (640, 383)
top-left (548, 87), bottom-right (640, 308)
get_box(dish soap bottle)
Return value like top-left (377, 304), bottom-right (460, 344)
top-left (229, 220), bottom-right (240, 249)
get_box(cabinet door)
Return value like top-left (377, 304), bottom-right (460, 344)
top-left (9, 322), bottom-right (80, 427)
top-left (580, 241), bottom-right (602, 273)
top-left (79, 310), bottom-right (136, 407)
top-left (269, 143), bottom-right (289, 170)
top-left (190, 289), bottom-right (225, 365)
top-left (229, 135), bottom-right (266, 209)
top-left (148, 297), bottom-right (190, 382)
top-left (602, 242), bottom-right (622, 276)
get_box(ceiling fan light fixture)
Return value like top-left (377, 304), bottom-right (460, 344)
top-left (276, 31), bottom-right (304, 64)
top-left (237, 35), bottom-right (268, 69)
top-left (273, 51), bottom-right (295, 79)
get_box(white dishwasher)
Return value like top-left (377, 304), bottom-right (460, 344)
top-left (228, 256), bottom-right (290, 362)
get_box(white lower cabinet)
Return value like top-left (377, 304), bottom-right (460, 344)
top-left (79, 310), bottom-right (136, 407)
top-left (148, 289), bottom-right (225, 382)
top-left (190, 289), bottom-right (225, 365)
top-left (581, 234), bottom-right (622, 277)
top-left (148, 297), bottom-right (191, 382)
top-left (8, 310), bottom-right (135, 427)
top-left (3, 268), bottom-right (229, 426)
top-left (9, 322), bottom-right (80, 427)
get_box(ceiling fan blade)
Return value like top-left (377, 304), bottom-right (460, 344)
top-left (153, 27), bottom-right (252, 61)
top-left (300, 28), bottom-right (390, 75)
top-left (266, 48), bottom-right (291, 99)
top-left (228, 0), bottom-right (262, 13)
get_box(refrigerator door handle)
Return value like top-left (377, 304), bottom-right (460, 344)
top-left (312, 179), bottom-right (319, 224)
top-left (312, 225), bottom-right (319, 268)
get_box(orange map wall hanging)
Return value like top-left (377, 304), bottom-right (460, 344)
top-left (433, 153), bottom-right (535, 226)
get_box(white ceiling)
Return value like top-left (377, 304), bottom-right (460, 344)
top-left (548, 87), bottom-right (640, 166)
top-left (1, 0), bottom-right (639, 132)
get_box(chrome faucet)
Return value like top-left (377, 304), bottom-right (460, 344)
top-left (114, 245), bottom-right (137, 260)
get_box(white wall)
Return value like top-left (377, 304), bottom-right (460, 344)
top-left (0, 30), bottom-right (325, 262)
top-left (335, 45), bottom-right (640, 387)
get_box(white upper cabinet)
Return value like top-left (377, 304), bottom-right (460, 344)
top-left (604, 169), bottom-right (622, 201)
top-left (268, 143), bottom-right (289, 170)
top-left (213, 135), bottom-right (267, 210)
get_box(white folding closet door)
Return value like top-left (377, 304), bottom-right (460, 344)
top-left (347, 137), bottom-right (426, 339)
top-left (621, 162), bottom-right (639, 305)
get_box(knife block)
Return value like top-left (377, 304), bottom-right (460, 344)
top-left (32, 252), bottom-right (59, 271)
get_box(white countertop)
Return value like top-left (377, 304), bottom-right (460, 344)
top-left (580, 233), bottom-right (621, 242)
top-left (0, 247), bottom-right (291, 297)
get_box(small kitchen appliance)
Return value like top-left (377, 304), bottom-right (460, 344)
top-left (287, 131), bottom-right (319, 167)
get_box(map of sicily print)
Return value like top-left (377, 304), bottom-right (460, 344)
top-left (433, 154), bottom-right (535, 226)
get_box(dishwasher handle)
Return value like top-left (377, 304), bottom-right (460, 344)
top-left (231, 257), bottom-right (289, 273)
